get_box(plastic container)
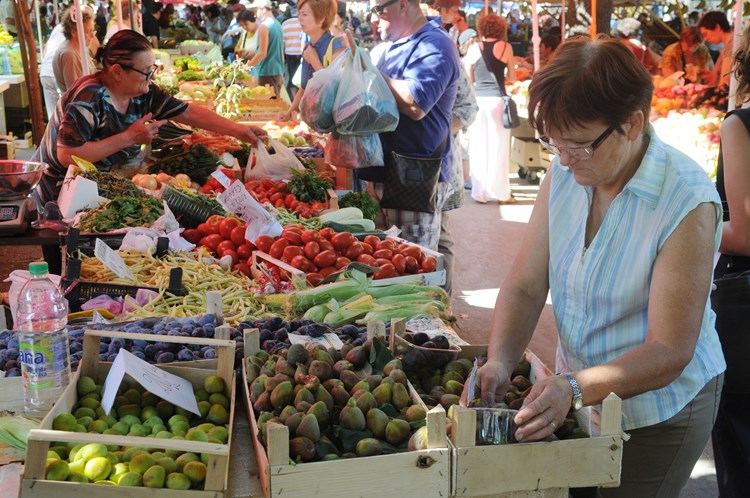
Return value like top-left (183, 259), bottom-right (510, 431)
top-left (1, 49), bottom-right (10, 75)
top-left (15, 262), bottom-right (71, 417)
top-left (475, 408), bottom-right (519, 445)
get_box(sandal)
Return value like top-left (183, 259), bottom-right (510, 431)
top-left (498, 196), bottom-right (517, 205)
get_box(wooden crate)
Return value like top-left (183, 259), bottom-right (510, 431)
top-left (449, 345), bottom-right (623, 497)
top-left (241, 328), bottom-right (452, 498)
top-left (20, 327), bottom-right (237, 498)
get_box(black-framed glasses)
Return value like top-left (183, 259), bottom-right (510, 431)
top-left (370, 0), bottom-right (398, 18)
top-left (539, 126), bottom-right (615, 160)
top-left (120, 63), bottom-right (157, 80)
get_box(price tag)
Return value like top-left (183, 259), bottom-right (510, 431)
top-left (211, 170), bottom-right (232, 189)
top-left (288, 333), bottom-right (345, 350)
top-left (95, 239), bottom-right (135, 281)
top-left (217, 180), bottom-right (268, 225)
top-left (102, 348), bottom-right (200, 416)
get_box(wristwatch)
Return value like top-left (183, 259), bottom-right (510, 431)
top-left (559, 374), bottom-right (584, 411)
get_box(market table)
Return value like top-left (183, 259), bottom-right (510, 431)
top-left (0, 228), bottom-right (64, 275)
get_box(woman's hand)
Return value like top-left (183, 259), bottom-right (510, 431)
top-left (127, 113), bottom-right (167, 145)
top-left (278, 109), bottom-right (295, 123)
top-left (302, 44), bottom-right (320, 66)
top-left (235, 124), bottom-right (267, 146)
top-left (512, 376), bottom-right (572, 442)
top-left (460, 359), bottom-right (511, 407)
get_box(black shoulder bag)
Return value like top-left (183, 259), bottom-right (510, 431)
top-left (379, 133), bottom-right (449, 213)
top-left (479, 41), bottom-right (519, 129)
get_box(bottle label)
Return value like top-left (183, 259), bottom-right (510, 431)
top-left (19, 334), bottom-right (69, 390)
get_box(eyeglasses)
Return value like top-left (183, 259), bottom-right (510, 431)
top-left (539, 126), bottom-right (615, 160)
top-left (120, 63), bottom-right (157, 80)
top-left (370, 0), bottom-right (398, 18)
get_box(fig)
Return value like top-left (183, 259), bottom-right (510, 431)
top-left (383, 358), bottom-right (403, 376)
top-left (345, 346), bottom-right (367, 369)
top-left (295, 414), bottom-right (321, 442)
top-left (289, 436), bottom-right (316, 461)
top-left (308, 360), bottom-right (333, 382)
top-left (339, 398), bottom-right (366, 431)
top-left (331, 385), bottom-right (351, 407)
top-left (307, 401), bottom-right (331, 431)
top-left (355, 391), bottom-right (377, 414)
top-left (372, 382), bottom-right (393, 406)
top-left (355, 438), bottom-right (383, 457)
top-left (385, 419), bottom-right (411, 446)
top-left (392, 382), bottom-right (411, 410)
top-left (366, 408), bottom-right (389, 439)
top-left (286, 344), bottom-right (309, 367)
top-left (315, 384), bottom-right (335, 412)
top-left (270, 381), bottom-right (294, 409)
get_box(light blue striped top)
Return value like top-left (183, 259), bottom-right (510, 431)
top-left (548, 126), bottom-right (726, 431)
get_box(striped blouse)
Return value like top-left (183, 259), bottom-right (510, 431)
top-left (548, 126), bottom-right (726, 431)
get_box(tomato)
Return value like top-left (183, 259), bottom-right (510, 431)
top-left (285, 193), bottom-right (297, 207)
top-left (332, 232), bottom-right (355, 251)
top-left (300, 230), bottom-right (321, 244)
top-left (304, 241), bottom-right (321, 260)
top-left (269, 238), bottom-right (290, 259)
top-left (199, 234), bottom-right (223, 252)
top-left (284, 225), bottom-right (303, 234)
top-left (401, 245), bottom-right (423, 260)
top-left (345, 242), bottom-right (365, 260)
top-left (282, 245), bottom-right (305, 262)
top-left (373, 249), bottom-right (393, 260)
top-left (313, 250), bottom-right (337, 268)
top-left (219, 218), bottom-right (241, 239)
top-left (319, 266), bottom-right (337, 278)
top-left (255, 235), bottom-right (274, 253)
top-left (222, 249), bottom-right (238, 266)
top-left (306, 273), bottom-right (324, 287)
top-left (375, 239), bottom-right (397, 252)
top-left (405, 256), bottom-right (420, 273)
top-left (290, 255), bottom-right (312, 272)
top-left (261, 178), bottom-right (276, 189)
top-left (216, 240), bottom-right (237, 256)
top-left (270, 192), bottom-right (285, 203)
top-left (357, 254), bottom-right (377, 266)
top-left (282, 231), bottom-right (303, 246)
top-left (197, 223), bottom-right (209, 236)
top-left (182, 229), bottom-right (201, 244)
top-left (319, 239), bottom-right (335, 252)
top-left (319, 227), bottom-right (336, 240)
top-left (234, 263), bottom-right (251, 277)
top-left (237, 243), bottom-right (254, 260)
top-left (364, 235), bottom-right (381, 248)
top-left (373, 263), bottom-right (397, 280)
top-left (274, 199), bottom-right (286, 208)
top-left (391, 253), bottom-right (407, 274)
top-left (204, 215), bottom-right (223, 235)
top-left (374, 258), bottom-right (392, 267)
top-left (335, 257), bottom-right (352, 270)
top-left (228, 225), bottom-right (246, 246)
top-left (422, 256), bottom-right (437, 273)
top-left (361, 243), bottom-right (374, 255)
top-left (289, 200), bottom-right (300, 211)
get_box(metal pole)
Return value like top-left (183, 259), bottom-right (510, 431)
top-left (73, 0), bottom-right (89, 76)
top-left (128, 0), bottom-right (135, 30)
top-left (589, 0), bottom-right (596, 37)
top-left (728, 0), bottom-right (742, 111)
top-left (531, 0), bottom-right (540, 70)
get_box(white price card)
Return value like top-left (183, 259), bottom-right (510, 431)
top-left (101, 348), bottom-right (201, 417)
top-left (218, 180), bottom-right (282, 241)
top-left (288, 333), bottom-right (345, 350)
top-left (95, 238), bottom-right (135, 281)
top-left (211, 170), bottom-right (232, 188)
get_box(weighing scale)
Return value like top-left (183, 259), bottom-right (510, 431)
top-left (0, 161), bottom-right (46, 236)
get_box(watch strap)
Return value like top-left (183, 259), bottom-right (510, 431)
top-left (559, 373), bottom-right (583, 410)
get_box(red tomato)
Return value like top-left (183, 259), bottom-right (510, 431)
top-left (255, 235), bottom-right (274, 253)
top-left (304, 241), bottom-right (321, 260)
top-left (283, 225), bottom-right (303, 234)
top-left (234, 263), bottom-right (251, 277)
top-left (270, 192), bottom-right (285, 203)
top-left (282, 245), bottom-right (305, 262)
top-left (361, 243), bottom-right (374, 255)
top-left (375, 239), bottom-right (397, 252)
top-left (357, 254), bottom-right (377, 266)
top-left (364, 235), bottom-right (381, 248)
top-left (290, 255), bottom-right (312, 272)
top-left (319, 227), bottom-right (336, 240)
top-left (374, 258), bottom-right (392, 267)
top-left (373, 249), bottom-right (393, 260)
top-left (199, 234), bottom-right (223, 252)
top-left (422, 256), bottom-right (437, 273)
top-left (335, 257), bottom-right (352, 270)
top-left (306, 273), bottom-right (324, 286)
top-left (222, 249), bottom-right (238, 266)
top-left (274, 199), bottom-right (286, 208)
top-left (331, 232), bottom-right (355, 251)
top-left (216, 240), bottom-right (237, 256)
top-left (237, 243), bottom-right (254, 260)
top-left (269, 238), bottom-right (290, 259)
top-left (219, 218), bottom-right (241, 239)
top-left (289, 200), bottom-right (300, 211)
top-left (401, 245), bottom-right (423, 260)
top-left (319, 239), bottom-right (335, 252)
top-left (282, 231), bottom-right (304, 246)
top-left (391, 253), bottom-right (407, 274)
top-left (404, 256), bottom-right (420, 273)
top-left (203, 215), bottom-right (223, 235)
top-left (197, 223), bottom-right (209, 236)
top-left (313, 250), bottom-right (337, 268)
top-left (182, 229), bottom-right (201, 244)
top-left (319, 266), bottom-right (337, 278)
top-left (230, 225), bottom-right (248, 246)
top-left (300, 230), bottom-right (321, 244)
top-left (284, 193), bottom-right (297, 207)
top-left (345, 242), bottom-right (365, 260)
top-left (373, 263), bottom-right (397, 280)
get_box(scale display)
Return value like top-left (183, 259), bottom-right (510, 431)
top-left (0, 205), bottom-right (19, 222)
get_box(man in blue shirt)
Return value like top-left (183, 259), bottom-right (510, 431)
top-left (357, 0), bottom-right (460, 251)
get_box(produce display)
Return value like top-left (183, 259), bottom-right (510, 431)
top-left (148, 141), bottom-right (223, 185)
top-left (287, 169), bottom-right (333, 204)
top-left (71, 170), bottom-right (148, 200)
top-left (337, 192), bottom-right (379, 222)
top-left (76, 197), bottom-right (164, 233)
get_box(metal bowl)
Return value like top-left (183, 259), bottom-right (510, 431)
top-left (0, 161), bottom-right (46, 200)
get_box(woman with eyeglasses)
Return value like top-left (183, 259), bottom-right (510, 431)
top-left (461, 36), bottom-right (725, 497)
top-left (33, 29), bottom-right (265, 207)
top-left (52, 7), bottom-right (97, 95)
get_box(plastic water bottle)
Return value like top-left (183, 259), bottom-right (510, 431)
top-left (1, 49), bottom-right (10, 75)
top-left (15, 262), bottom-right (70, 417)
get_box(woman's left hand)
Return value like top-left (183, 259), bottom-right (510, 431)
top-left (513, 376), bottom-right (572, 442)
top-left (303, 45), bottom-right (319, 65)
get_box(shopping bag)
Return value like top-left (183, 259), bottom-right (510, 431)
top-left (324, 132), bottom-right (384, 169)
top-left (299, 50), bottom-right (348, 133)
top-left (245, 138), bottom-right (305, 181)
top-left (333, 47), bottom-right (399, 135)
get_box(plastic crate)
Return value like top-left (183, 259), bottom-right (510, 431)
top-left (64, 228), bottom-right (171, 258)
top-left (162, 185), bottom-right (226, 228)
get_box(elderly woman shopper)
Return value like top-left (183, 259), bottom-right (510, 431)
top-left (53, 6), bottom-right (97, 95)
top-left (462, 36), bottom-right (725, 497)
top-left (33, 30), bottom-right (265, 206)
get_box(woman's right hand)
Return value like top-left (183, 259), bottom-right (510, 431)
top-left (460, 359), bottom-right (512, 407)
top-left (278, 110), bottom-right (295, 123)
top-left (127, 113), bottom-right (166, 145)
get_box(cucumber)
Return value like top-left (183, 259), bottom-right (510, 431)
top-left (323, 221), bottom-right (387, 240)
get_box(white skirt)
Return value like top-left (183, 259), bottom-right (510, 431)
top-left (467, 96), bottom-right (512, 203)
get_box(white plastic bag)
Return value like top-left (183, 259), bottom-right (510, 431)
top-left (324, 132), bottom-right (384, 169)
top-left (245, 138), bottom-right (305, 181)
top-left (5, 270), bottom-right (64, 324)
top-left (300, 50), bottom-right (348, 133)
top-left (333, 48), bottom-right (399, 135)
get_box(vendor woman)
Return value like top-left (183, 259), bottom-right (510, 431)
top-left (33, 29), bottom-right (266, 206)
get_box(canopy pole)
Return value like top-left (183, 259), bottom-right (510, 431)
top-left (531, 0), bottom-right (540, 70)
top-left (73, 0), bottom-right (89, 76)
top-left (33, 0), bottom-right (42, 55)
top-left (728, 0), bottom-right (742, 111)
top-left (589, 0), bottom-right (596, 37)
top-left (560, 1), bottom-right (565, 41)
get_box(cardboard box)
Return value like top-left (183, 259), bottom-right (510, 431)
top-left (13, 131), bottom-right (32, 149)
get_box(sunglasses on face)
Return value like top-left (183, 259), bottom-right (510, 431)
top-left (370, 0), bottom-right (398, 18)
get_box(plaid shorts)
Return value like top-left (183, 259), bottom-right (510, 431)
top-left (369, 182), bottom-right (449, 252)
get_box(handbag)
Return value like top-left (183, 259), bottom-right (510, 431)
top-left (379, 133), bottom-right (448, 214)
top-left (711, 269), bottom-right (750, 393)
top-left (479, 41), bottom-right (520, 129)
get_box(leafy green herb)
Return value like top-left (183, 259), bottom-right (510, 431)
top-left (176, 69), bottom-right (206, 82)
top-left (71, 170), bottom-right (148, 200)
top-left (77, 197), bottom-right (164, 233)
top-left (339, 191), bottom-right (379, 221)
top-left (288, 169), bottom-right (333, 203)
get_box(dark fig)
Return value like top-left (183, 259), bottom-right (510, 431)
top-left (366, 408), bottom-right (389, 439)
top-left (286, 344), bottom-right (309, 367)
top-left (307, 401), bottom-right (330, 431)
top-left (315, 384), bottom-right (335, 412)
top-left (294, 388), bottom-right (315, 408)
top-left (333, 360), bottom-right (354, 377)
top-left (289, 437), bottom-right (316, 461)
top-left (385, 419), bottom-right (411, 446)
top-left (331, 385), bottom-right (351, 407)
top-left (308, 360), bottom-right (333, 382)
top-left (392, 382), bottom-right (411, 410)
top-left (322, 378), bottom-right (345, 392)
top-left (275, 360), bottom-right (295, 378)
top-left (345, 346), bottom-right (367, 369)
top-left (253, 391), bottom-right (273, 413)
top-left (295, 414), bottom-right (321, 442)
top-left (388, 369), bottom-right (408, 385)
top-left (383, 359), bottom-right (402, 376)
top-left (511, 375), bottom-right (532, 392)
top-left (372, 383), bottom-right (392, 406)
top-left (366, 375), bottom-right (383, 391)
top-left (339, 370), bottom-right (360, 392)
top-left (285, 412), bottom-right (304, 437)
top-left (355, 391), bottom-right (377, 414)
top-left (339, 398), bottom-right (366, 431)
top-left (270, 381), bottom-right (294, 409)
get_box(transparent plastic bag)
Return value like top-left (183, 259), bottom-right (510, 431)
top-left (245, 137), bottom-right (305, 181)
top-left (333, 47), bottom-right (399, 135)
top-left (324, 132), bottom-right (384, 169)
top-left (299, 51), bottom-right (348, 133)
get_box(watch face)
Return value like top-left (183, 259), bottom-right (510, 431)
top-left (573, 397), bottom-right (584, 411)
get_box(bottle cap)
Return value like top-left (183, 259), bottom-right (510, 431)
top-left (28, 261), bottom-right (49, 276)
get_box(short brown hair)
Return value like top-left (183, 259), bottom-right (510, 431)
top-left (477, 13), bottom-right (507, 40)
top-left (298, 0), bottom-right (337, 31)
top-left (62, 6), bottom-right (93, 39)
top-left (528, 35), bottom-right (654, 135)
top-left (679, 26), bottom-right (703, 47)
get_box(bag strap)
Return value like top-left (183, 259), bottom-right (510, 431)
top-left (433, 131), bottom-right (449, 159)
top-left (322, 35), bottom-right (338, 67)
top-left (478, 41), bottom-right (508, 97)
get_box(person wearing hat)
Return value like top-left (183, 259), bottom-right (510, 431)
top-left (616, 17), bottom-right (660, 75)
top-left (247, 0), bottom-right (285, 99)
